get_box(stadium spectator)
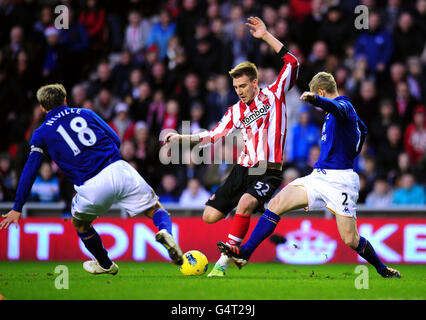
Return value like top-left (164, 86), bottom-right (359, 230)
top-left (290, 106), bottom-right (320, 168)
top-left (120, 140), bottom-right (136, 163)
top-left (78, 0), bottom-right (107, 51)
top-left (147, 90), bottom-right (166, 135)
top-left (42, 26), bottom-right (67, 84)
top-left (377, 124), bottom-right (404, 175)
top-left (146, 9), bottom-right (176, 60)
top-left (111, 51), bottom-right (134, 98)
top-left (124, 9), bottom-right (152, 56)
top-left (353, 79), bottom-right (379, 128)
top-left (3, 25), bottom-right (27, 63)
top-left (354, 10), bottom-right (393, 73)
top-left (130, 82), bottom-right (152, 121)
top-left (392, 172), bottom-right (425, 205)
top-left (30, 162), bottom-right (60, 203)
top-left (32, 5), bottom-right (54, 44)
top-left (189, 102), bottom-right (206, 134)
top-left (133, 121), bottom-right (160, 185)
top-left (406, 56), bottom-right (426, 103)
top-left (404, 105), bottom-right (426, 165)
top-left (392, 11), bottom-right (425, 62)
top-left (87, 61), bottom-right (113, 99)
top-left (0, 153), bottom-right (16, 201)
top-left (70, 85), bottom-right (88, 107)
top-left (179, 178), bottom-right (211, 207)
top-left (366, 177), bottom-right (393, 207)
top-left (176, 0), bottom-right (201, 51)
top-left (318, 5), bottom-right (352, 57)
top-left (93, 88), bottom-right (119, 121)
top-left (157, 173), bottom-right (181, 204)
top-left (161, 99), bottom-right (180, 132)
top-left (357, 173), bottom-right (369, 204)
top-left (395, 81), bottom-right (418, 129)
top-left (108, 102), bottom-right (135, 142)
top-left (413, 0), bottom-right (426, 35)
top-left (206, 74), bottom-right (238, 125)
top-left (298, 145), bottom-right (321, 177)
top-left (126, 68), bottom-right (145, 100)
top-left (178, 73), bottom-right (205, 119)
top-left (370, 99), bottom-right (397, 148)
top-left (380, 0), bottom-right (401, 33)
top-left (59, 7), bottom-right (89, 84)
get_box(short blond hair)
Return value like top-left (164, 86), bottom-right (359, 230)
top-left (309, 72), bottom-right (337, 94)
top-left (229, 61), bottom-right (258, 81)
top-left (36, 83), bottom-right (67, 111)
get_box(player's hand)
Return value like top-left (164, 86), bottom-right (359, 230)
top-left (246, 16), bottom-right (267, 39)
top-left (163, 132), bottom-right (181, 144)
top-left (300, 92), bottom-right (317, 103)
top-left (0, 210), bottom-right (21, 230)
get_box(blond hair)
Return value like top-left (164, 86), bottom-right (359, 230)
top-left (229, 61), bottom-right (258, 81)
top-left (309, 72), bottom-right (338, 94)
top-left (36, 83), bottom-right (67, 111)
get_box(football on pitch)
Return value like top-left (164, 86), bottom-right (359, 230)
top-left (180, 250), bottom-right (209, 276)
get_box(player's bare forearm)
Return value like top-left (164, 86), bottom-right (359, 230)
top-left (164, 132), bottom-right (201, 145)
top-left (261, 31), bottom-right (284, 54)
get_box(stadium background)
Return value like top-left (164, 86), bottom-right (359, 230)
top-left (0, 0), bottom-right (425, 265)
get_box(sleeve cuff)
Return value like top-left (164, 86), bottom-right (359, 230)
top-left (278, 45), bottom-right (289, 58)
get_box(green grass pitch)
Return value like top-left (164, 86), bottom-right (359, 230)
top-left (0, 262), bottom-right (424, 300)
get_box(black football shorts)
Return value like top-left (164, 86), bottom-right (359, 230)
top-left (206, 164), bottom-right (283, 215)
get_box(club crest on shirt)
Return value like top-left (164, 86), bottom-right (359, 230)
top-left (258, 91), bottom-right (269, 104)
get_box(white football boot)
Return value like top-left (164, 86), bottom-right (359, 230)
top-left (83, 260), bottom-right (119, 275)
top-left (155, 229), bottom-right (183, 265)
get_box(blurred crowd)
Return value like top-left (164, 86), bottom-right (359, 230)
top-left (0, 0), bottom-right (425, 211)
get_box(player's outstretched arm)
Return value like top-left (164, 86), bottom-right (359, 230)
top-left (0, 150), bottom-right (43, 230)
top-left (246, 16), bottom-right (283, 53)
top-left (300, 91), bottom-right (348, 119)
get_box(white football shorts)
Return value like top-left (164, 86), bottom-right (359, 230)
top-left (71, 160), bottom-right (159, 221)
top-left (289, 168), bottom-right (360, 218)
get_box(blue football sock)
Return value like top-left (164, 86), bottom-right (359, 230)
top-left (78, 226), bottom-right (112, 269)
top-left (240, 209), bottom-right (280, 258)
top-left (152, 208), bottom-right (173, 235)
top-left (355, 236), bottom-right (387, 275)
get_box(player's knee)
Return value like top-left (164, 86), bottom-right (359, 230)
top-left (71, 217), bottom-right (91, 233)
top-left (236, 196), bottom-right (258, 215)
top-left (341, 234), bottom-right (359, 249)
top-left (202, 208), bottom-right (224, 224)
top-left (267, 195), bottom-right (281, 212)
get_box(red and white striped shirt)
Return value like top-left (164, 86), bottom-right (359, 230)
top-left (199, 51), bottom-right (299, 167)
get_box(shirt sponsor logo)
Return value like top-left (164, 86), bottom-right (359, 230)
top-left (241, 103), bottom-right (271, 127)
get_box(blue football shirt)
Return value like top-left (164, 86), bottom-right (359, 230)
top-left (311, 95), bottom-right (367, 170)
top-left (13, 105), bottom-right (121, 211)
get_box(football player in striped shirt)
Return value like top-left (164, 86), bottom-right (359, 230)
top-left (164, 17), bottom-right (299, 277)
top-left (0, 84), bottom-right (183, 274)
top-left (217, 72), bottom-right (401, 278)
